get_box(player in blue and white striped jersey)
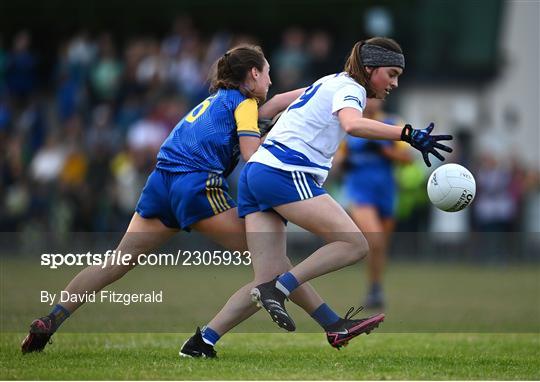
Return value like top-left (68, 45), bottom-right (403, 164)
top-left (245, 37), bottom-right (453, 339)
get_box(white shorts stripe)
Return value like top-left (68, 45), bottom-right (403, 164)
top-left (300, 172), bottom-right (313, 198)
top-left (294, 171), bottom-right (309, 199)
top-left (291, 172), bottom-right (306, 200)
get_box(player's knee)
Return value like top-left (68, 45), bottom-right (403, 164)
top-left (347, 237), bottom-right (369, 264)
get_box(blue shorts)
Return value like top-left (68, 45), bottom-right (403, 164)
top-left (344, 174), bottom-right (396, 218)
top-left (238, 162), bottom-right (327, 218)
top-left (136, 169), bottom-right (235, 231)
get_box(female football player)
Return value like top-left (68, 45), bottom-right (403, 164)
top-left (337, 98), bottom-right (412, 309)
top-left (21, 45), bottom-right (329, 354)
top-left (181, 37), bottom-right (452, 357)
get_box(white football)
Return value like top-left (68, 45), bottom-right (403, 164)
top-left (427, 163), bottom-right (476, 212)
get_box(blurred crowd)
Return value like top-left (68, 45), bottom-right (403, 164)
top-left (1, 17), bottom-right (538, 234)
top-left (0, 18), bottom-right (341, 232)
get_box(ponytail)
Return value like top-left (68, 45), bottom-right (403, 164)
top-left (209, 45), bottom-right (266, 99)
top-left (344, 41), bottom-right (374, 97)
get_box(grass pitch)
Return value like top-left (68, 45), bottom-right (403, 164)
top-left (1, 261), bottom-right (539, 379)
top-left (1, 332), bottom-right (539, 380)
top-left (2, 261), bottom-right (539, 333)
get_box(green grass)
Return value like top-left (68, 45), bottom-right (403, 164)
top-left (1, 332), bottom-right (539, 380)
top-left (1, 261), bottom-right (539, 379)
top-left (2, 261), bottom-right (539, 333)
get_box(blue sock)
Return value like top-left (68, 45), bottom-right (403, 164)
top-left (276, 272), bottom-right (299, 296)
top-left (48, 304), bottom-right (70, 331)
top-left (201, 326), bottom-right (220, 346)
top-left (311, 303), bottom-right (340, 330)
top-left (370, 282), bottom-right (382, 295)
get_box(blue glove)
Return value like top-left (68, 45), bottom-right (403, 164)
top-left (401, 123), bottom-right (453, 167)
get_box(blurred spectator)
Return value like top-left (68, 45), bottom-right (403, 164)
top-left (117, 39), bottom-right (148, 117)
top-left (203, 31), bottom-right (233, 72)
top-left (158, 95), bottom-right (188, 129)
top-left (471, 153), bottom-right (528, 263)
top-left (29, 132), bottom-right (67, 184)
top-left (14, 95), bottom-right (47, 154)
top-left (0, 18), bottom-right (536, 246)
top-left (1, 133), bottom-right (27, 230)
top-left (306, 30), bottom-right (338, 81)
top-left (272, 27), bottom-right (309, 92)
top-left (86, 105), bottom-right (122, 157)
top-left (507, 156), bottom-right (536, 232)
top-left (473, 154), bottom-right (518, 232)
top-left (523, 168), bottom-right (540, 235)
top-left (0, 95), bottom-right (11, 132)
top-left (67, 31), bottom-right (96, 74)
top-left (168, 34), bottom-right (206, 105)
top-left (161, 15), bottom-right (196, 59)
top-left (0, 36), bottom-right (7, 95)
top-left (136, 39), bottom-right (169, 90)
top-left (115, 93), bottom-right (145, 134)
top-left (126, 105), bottom-right (169, 172)
top-left (5, 31), bottom-right (38, 107)
top-left (55, 42), bottom-right (85, 122)
top-left (110, 150), bottom-right (143, 225)
top-left (89, 33), bottom-right (123, 104)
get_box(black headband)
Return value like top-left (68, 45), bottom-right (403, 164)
top-left (360, 44), bottom-right (405, 69)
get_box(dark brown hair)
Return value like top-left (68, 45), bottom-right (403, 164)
top-left (344, 37), bottom-right (402, 98)
top-left (209, 45), bottom-right (266, 98)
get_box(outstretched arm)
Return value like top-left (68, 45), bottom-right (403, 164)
top-left (338, 107), bottom-right (402, 140)
top-left (338, 107), bottom-right (453, 167)
top-left (258, 88), bottom-right (307, 119)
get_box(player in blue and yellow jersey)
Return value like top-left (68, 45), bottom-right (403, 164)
top-left (338, 98), bottom-right (412, 309)
top-left (138, 85), bottom-right (263, 234)
top-left (21, 45), bottom-right (325, 354)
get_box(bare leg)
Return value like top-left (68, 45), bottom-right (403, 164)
top-left (60, 209), bottom-right (244, 315)
top-left (273, 194), bottom-right (370, 284)
top-left (198, 210), bottom-right (324, 335)
top-left (61, 213), bottom-right (178, 313)
top-left (59, 204), bottom-right (326, 333)
top-left (349, 205), bottom-right (393, 285)
top-left (191, 208), bottom-right (248, 252)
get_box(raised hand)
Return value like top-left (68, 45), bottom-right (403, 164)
top-left (401, 123), bottom-right (453, 167)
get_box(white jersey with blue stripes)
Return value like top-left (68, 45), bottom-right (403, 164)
top-left (249, 72), bottom-right (366, 185)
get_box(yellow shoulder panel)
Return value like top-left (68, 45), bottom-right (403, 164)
top-left (234, 98), bottom-right (260, 136)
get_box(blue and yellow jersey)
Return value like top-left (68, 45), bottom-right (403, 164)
top-left (342, 113), bottom-right (407, 217)
top-left (344, 113), bottom-right (401, 177)
top-left (157, 89), bottom-right (260, 176)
